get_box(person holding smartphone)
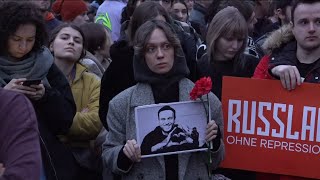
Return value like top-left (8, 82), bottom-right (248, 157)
top-left (0, 2), bottom-right (79, 180)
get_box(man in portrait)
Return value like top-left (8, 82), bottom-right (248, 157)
top-left (140, 105), bottom-right (200, 155)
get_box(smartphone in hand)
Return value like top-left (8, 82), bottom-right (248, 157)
top-left (22, 79), bottom-right (42, 86)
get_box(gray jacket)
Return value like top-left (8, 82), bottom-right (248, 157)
top-left (102, 78), bottom-right (225, 180)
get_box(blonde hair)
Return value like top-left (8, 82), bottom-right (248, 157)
top-left (206, 6), bottom-right (248, 63)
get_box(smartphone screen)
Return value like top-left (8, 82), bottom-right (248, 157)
top-left (22, 79), bottom-right (41, 86)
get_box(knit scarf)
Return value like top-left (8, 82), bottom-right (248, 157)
top-left (0, 47), bottom-right (54, 87)
top-left (133, 47), bottom-right (189, 89)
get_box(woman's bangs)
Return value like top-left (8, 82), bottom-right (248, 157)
top-left (224, 20), bottom-right (247, 39)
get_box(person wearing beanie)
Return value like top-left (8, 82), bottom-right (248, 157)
top-left (52, 0), bottom-right (89, 25)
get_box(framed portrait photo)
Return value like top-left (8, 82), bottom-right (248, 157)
top-left (135, 101), bottom-right (208, 158)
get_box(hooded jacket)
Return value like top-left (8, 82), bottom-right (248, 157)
top-left (253, 24), bottom-right (294, 79)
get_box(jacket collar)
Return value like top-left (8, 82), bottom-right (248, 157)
top-left (73, 63), bottom-right (87, 83)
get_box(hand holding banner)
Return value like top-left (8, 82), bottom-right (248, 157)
top-left (221, 77), bottom-right (320, 179)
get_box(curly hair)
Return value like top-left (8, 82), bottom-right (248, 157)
top-left (0, 1), bottom-right (47, 56)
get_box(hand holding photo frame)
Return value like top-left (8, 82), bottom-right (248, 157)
top-left (135, 101), bottom-right (208, 158)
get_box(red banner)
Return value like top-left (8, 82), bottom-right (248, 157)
top-left (221, 77), bottom-right (320, 179)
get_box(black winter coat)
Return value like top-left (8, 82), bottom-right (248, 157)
top-left (197, 54), bottom-right (258, 100)
top-left (33, 64), bottom-right (78, 180)
top-left (99, 40), bottom-right (135, 129)
top-left (269, 41), bottom-right (320, 83)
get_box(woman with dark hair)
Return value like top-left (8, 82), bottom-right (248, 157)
top-left (127, 2), bottom-right (173, 44)
top-left (170, 0), bottom-right (202, 47)
top-left (120, 0), bottom-right (145, 24)
top-left (49, 23), bottom-right (103, 179)
top-left (0, 1), bottom-right (78, 179)
top-left (170, 0), bottom-right (189, 23)
top-left (80, 23), bottom-right (113, 77)
top-left (197, 0), bottom-right (263, 65)
top-left (102, 20), bottom-right (224, 179)
top-left (99, 1), bottom-right (198, 129)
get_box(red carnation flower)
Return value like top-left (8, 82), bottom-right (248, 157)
top-left (190, 77), bottom-right (212, 100)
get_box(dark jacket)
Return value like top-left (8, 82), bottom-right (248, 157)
top-left (197, 54), bottom-right (258, 100)
top-left (140, 125), bottom-right (200, 155)
top-left (0, 55), bottom-right (77, 179)
top-left (0, 89), bottom-right (41, 180)
top-left (197, 54), bottom-right (258, 180)
top-left (173, 23), bottom-right (198, 81)
top-left (252, 18), bottom-right (273, 41)
top-left (189, 3), bottom-right (207, 38)
top-left (99, 40), bottom-right (135, 129)
top-left (32, 64), bottom-right (78, 180)
top-left (254, 24), bottom-right (294, 80)
top-left (269, 41), bottom-right (320, 83)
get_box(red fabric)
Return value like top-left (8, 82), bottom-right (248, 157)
top-left (256, 173), bottom-right (315, 180)
top-left (52, 0), bottom-right (88, 22)
top-left (45, 12), bottom-right (55, 21)
top-left (190, 76), bottom-right (212, 100)
top-left (252, 55), bottom-right (274, 79)
top-left (253, 56), bottom-right (316, 180)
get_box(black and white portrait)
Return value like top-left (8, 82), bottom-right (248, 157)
top-left (135, 101), bottom-right (208, 158)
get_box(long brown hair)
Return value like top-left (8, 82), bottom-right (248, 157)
top-left (206, 6), bottom-right (248, 64)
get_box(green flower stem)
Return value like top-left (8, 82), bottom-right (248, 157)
top-left (200, 94), bottom-right (213, 178)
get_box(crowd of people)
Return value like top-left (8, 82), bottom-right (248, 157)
top-left (0, 0), bottom-right (319, 179)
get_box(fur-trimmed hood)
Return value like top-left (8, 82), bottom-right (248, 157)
top-left (262, 24), bottom-right (294, 54)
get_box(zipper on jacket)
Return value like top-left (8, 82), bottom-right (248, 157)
top-left (40, 135), bottom-right (59, 180)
